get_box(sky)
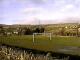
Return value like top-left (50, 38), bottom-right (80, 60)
top-left (0, 0), bottom-right (80, 25)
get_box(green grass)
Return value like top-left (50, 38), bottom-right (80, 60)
top-left (0, 35), bottom-right (80, 55)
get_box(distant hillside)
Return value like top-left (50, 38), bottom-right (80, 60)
top-left (0, 23), bottom-right (79, 32)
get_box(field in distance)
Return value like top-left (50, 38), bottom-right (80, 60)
top-left (0, 35), bottom-right (80, 56)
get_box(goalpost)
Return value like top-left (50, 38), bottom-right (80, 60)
top-left (32, 33), bottom-right (52, 43)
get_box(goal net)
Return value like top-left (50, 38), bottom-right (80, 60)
top-left (32, 33), bottom-right (52, 43)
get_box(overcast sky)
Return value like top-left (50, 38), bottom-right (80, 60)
top-left (0, 0), bottom-right (80, 25)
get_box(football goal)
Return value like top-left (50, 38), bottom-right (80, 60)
top-left (32, 33), bottom-right (52, 43)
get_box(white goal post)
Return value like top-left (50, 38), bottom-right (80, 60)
top-left (33, 33), bottom-right (52, 43)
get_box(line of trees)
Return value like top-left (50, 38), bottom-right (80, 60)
top-left (23, 27), bottom-right (45, 35)
top-left (0, 25), bottom-right (45, 36)
top-left (0, 24), bottom-right (80, 36)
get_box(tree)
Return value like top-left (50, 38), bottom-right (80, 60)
top-left (0, 25), bottom-right (5, 35)
top-left (34, 27), bottom-right (45, 33)
top-left (40, 27), bottom-right (45, 33)
top-left (60, 27), bottom-right (65, 36)
top-left (34, 27), bottom-right (40, 33)
top-left (77, 24), bottom-right (80, 37)
top-left (24, 28), bottom-right (32, 35)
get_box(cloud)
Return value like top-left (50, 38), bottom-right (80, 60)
top-left (17, 0), bottom-right (47, 5)
top-left (22, 7), bottom-right (44, 14)
top-left (60, 4), bottom-right (75, 12)
top-left (1, 0), bottom-right (80, 24)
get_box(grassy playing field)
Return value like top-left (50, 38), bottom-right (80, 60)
top-left (0, 35), bottom-right (80, 55)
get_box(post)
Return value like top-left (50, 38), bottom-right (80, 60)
top-left (33, 33), bottom-right (35, 43)
top-left (50, 33), bottom-right (52, 40)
